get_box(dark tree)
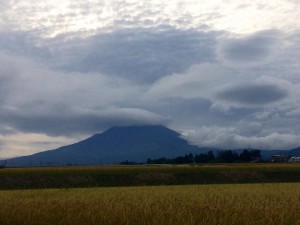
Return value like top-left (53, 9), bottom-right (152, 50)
top-left (250, 150), bottom-right (261, 158)
top-left (194, 153), bottom-right (208, 163)
top-left (239, 150), bottom-right (252, 162)
top-left (217, 150), bottom-right (238, 163)
top-left (147, 157), bottom-right (172, 164)
top-left (173, 154), bottom-right (194, 164)
top-left (207, 151), bottom-right (215, 162)
top-left (195, 151), bottom-right (215, 163)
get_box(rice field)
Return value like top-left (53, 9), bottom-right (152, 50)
top-left (0, 183), bottom-right (300, 225)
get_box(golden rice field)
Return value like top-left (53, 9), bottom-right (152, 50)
top-left (0, 183), bottom-right (300, 225)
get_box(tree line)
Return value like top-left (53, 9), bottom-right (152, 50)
top-left (146, 149), bottom-right (261, 164)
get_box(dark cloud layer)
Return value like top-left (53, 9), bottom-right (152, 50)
top-left (1, 108), bottom-right (168, 136)
top-left (217, 30), bottom-right (281, 67)
top-left (0, 52), bottom-right (169, 136)
top-left (0, 31), bottom-right (50, 60)
top-left (216, 83), bottom-right (288, 105)
top-left (0, 28), bottom-right (220, 83)
top-left (53, 27), bottom-right (219, 82)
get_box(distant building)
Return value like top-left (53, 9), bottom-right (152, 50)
top-left (288, 156), bottom-right (300, 163)
top-left (271, 155), bottom-right (288, 163)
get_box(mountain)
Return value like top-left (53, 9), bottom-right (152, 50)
top-left (6, 125), bottom-right (205, 167)
top-left (6, 125), bottom-right (300, 167)
top-left (259, 147), bottom-right (300, 160)
top-left (289, 147), bottom-right (300, 155)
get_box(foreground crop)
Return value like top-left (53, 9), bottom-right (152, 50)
top-left (0, 183), bottom-right (300, 225)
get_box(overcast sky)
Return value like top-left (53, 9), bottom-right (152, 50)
top-left (1, 0), bottom-right (300, 158)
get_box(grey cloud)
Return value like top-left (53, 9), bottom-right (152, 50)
top-left (146, 63), bottom-right (236, 100)
top-left (183, 126), bottom-right (300, 150)
top-left (1, 107), bottom-right (169, 136)
top-left (53, 27), bottom-right (219, 82)
top-left (0, 52), bottom-right (169, 136)
top-left (0, 54), bottom-right (24, 105)
top-left (0, 31), bottom-right (50, 60)
top-left (252, 111), bottom-right (300, 135)
top-left (286, 107), bottom-right (300, 117)
top-left (0, 78), bottom-right (10, 105)
top-left (0, 28), bottom-right (220, 83)
top-left (287, 0), bottom-right (300, 4)
top-left (146, 97), bottom-right (258, 131)
top-left (237, 122), bottom-right (263, 136)
top-left (217, 30), bottom-right (282, 67)
top-left (216, 83), bottom-right (288, 105)
top-left (146, 63), bottom-right (284, 111)
top-left (262, 32), bottom-right (300, 79)
top-left (0, 0), bottom-right (9, 12)
top-left (0, 1), bottom-right (7, 7)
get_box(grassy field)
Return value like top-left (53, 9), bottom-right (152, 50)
top-left (1, 163), bottom-right (300, 189)
top-left (0, 183), bottom-right (300, 225)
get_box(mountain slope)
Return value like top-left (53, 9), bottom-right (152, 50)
top-left (6, 125), bottom-right (202, 166)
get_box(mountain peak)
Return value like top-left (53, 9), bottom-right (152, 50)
top-left (102, 125), bottom-right (180, 136)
